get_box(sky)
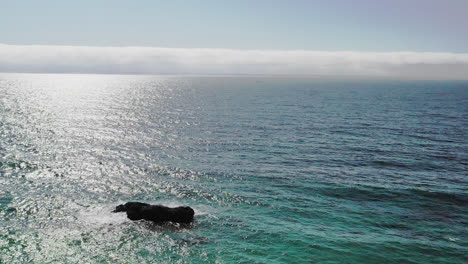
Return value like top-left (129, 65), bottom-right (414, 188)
top-left (1, 0), bottom-right (468, 78)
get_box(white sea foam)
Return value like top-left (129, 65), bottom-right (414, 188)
top-left (77, 204), bottom-right (130, 225)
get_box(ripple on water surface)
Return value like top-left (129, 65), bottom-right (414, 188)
top-left (0, 74), bottom-right (467, 263)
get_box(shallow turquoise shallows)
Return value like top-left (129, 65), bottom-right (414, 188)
top-left (0, 74), bottom-right (467, 263)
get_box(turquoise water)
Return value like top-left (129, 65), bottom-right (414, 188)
top-left (0, 74), bottom-right (467, 263)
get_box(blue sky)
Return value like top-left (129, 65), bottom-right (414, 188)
top-left (1, 0), bottom-right (467, 52)
top-left (1, 0), bottom-right (468, 78)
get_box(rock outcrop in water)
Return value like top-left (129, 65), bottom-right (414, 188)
top-left (113, 202), bottom-right (195, 224)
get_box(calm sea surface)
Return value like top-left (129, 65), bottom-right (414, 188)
top-left (0, 73), bottom-right (467, 263)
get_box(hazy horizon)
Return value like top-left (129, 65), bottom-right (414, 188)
top-left (2, 1), bottom-right (467, 79)
top-left (1, 43), bottom-right (468, 80)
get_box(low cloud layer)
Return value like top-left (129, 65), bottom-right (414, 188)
top-left (1, 44), bottom-right (468, 79)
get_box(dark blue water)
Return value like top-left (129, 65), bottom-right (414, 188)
top-left (0, 74), bottom-right (467, 263)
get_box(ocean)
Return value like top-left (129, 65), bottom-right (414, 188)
top-left (0, 73), bottom-right (466, 263)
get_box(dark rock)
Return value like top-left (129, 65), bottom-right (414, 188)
top-left (113, 202), bottom-right (194, 224)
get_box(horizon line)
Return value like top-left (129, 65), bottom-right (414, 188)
top-left (1, 43), bottom-right (467, 79)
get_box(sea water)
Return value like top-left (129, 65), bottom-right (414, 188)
top-left (0, 73), bottom-right (466, 263)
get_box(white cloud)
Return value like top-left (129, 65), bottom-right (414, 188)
top-left (1, 44), bottom-right (467, 79)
